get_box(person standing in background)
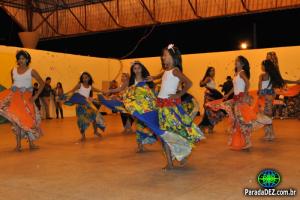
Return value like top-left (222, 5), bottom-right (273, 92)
top-left (106, 73), bottom-right (134, 133)
top-left (32, 82), bottom-right (41, 111)
top-left (108, 80), bottom-right (119, 114)
top-left (40, 77), bottom-right (53, 119)
top-left (54, 82), bottom-right (64, 119)
top-left (220, 76), bottom-right (234, 100)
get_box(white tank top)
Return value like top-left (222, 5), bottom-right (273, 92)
top-left (158, 69), bottom-right (180, 98)
top-left (12, 67), bottom-right (32, 88)
top-left (261, 77), bottom-right (272, 90)
top-left (134, 79), bottom-right (139, 86)
top-left (78, 84), bottom-right (91, 98)
top-left (206, 79), bottom-right (216, 89)
top-left (233, 70), bottom-right (246, 95)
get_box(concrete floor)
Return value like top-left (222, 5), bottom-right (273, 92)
top-left (0, 115), bottom-right (299, 200)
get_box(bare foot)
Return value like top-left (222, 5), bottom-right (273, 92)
top-left (242, 143), bottom-right (252, 150)
top-left (122, 128), bottom-right (131, 134)
top-left (136, 147), bottom-right (145, 153)
top-left (29, 144), bottom-right (40, 150)
top-left (227, 137), bottom-right (232, 146)
top-left (80, 136), bottom-right (86, 142)
top-left (162, 164), bottom-right (174, 171)
top-left (14, 146), bottom-right (22, 152)
top-left (94, 132), bottom-right (102, 138)
top-left (179, 157), bottom-right (188, 167)
top-left (263, 136), bottom-right (270, 141)
top-left (268, 135), bottom-right (275, 141)
top-left (263, 135), bottom-right (275, 141)
top-left (208, 126), bottom-right (213, 134)
top-left (125, 128), bottom-right (133, 134)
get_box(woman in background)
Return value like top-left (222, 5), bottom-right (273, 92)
top-left (54, 82), bottom-right (64, 119)
top-left (198, 67), bottom-right (224, 134)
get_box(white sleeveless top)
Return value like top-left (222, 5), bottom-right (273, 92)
top-left (233, 70), bottom-right (246, 95)
top-left (261, 77), bottom-right (272, 90)
top-left (158, 69), bottom-right (180, 99)
top-left (12, 67), bottom-right (32, 88)
top-left (78, 84), bottom-right (91, 98)
top-left (134, 79), bottom-right (139, 86)
top-left (206, 79), bottom-right (216, 89)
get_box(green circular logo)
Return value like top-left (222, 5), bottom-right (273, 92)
top-left (257, 169), bottom-right (281, 188)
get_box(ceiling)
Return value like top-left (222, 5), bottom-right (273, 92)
top-left (1, 0), bottom-right (300, 39)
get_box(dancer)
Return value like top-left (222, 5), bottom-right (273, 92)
top-left (207, 56), bottom-right (272, 150)
top-left (127, 61), bottom-right (157, 152)
top-left (54, 82), bottom-right (64, 119)
top-left (198, 67), bottom-right (224, 134)
top-left (0, 50), bottom-right (44, 151)
top-left (105, 45), bottom-right (203, 169)
top-left (266, 51), bottom-right (300, 118)
top-left (65, 72), bottom-right (105, 141)
top-left (154, 57), bottom-right (199, 120)
top-left (104, 63), bottom-right (157, 152)
top-left (106, 73), bottom-right (134, 133)
top-left (145, 44), bottom-right (204, 169)
top-left (266, 52), bottom-right (299, 84)
top-left (258, 60), bottom-right (285, 141)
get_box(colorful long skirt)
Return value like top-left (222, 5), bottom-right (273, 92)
top-left (206, 92), bottom-right (272, 150)
top-left (0, 85), bottom-right (8, 123)
top-left (274, 85), bottom-right (300, 118)
top-left (123, 82), bottom-right (204, 161)
top-left (98, 94), bottom-right (156, 145)
top-left (257, 89), bottom-right (275, 137)
top-left (135, 120), bottom-right (157, 144)
top-left (76, 104), bottom-right (105, 133)
top-left (199, 88), bottom-right (225, 128)
top-left (0, 87), bottom-right (42, 140)
top-left (65, 93), bottom-right (105, 133)
top-left (157, 98), bottom-right (204, 146)
top-left (181, 93), bottom-right (200, 120)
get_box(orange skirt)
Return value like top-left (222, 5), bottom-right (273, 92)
top-left (275, 85), bottom-right (300, 97)
top-left (0, 88), bottom-right (42, 140)
top-left (206, 91), bottom-right (272, 150)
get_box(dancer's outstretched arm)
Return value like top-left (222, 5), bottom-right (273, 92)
top-left (92, 86), bottom-right (104, 93)
top-left (65, 83), bottom-right (80, 95)
top-left (107, 81), bottom-right (128, 94)
top-left (146, 72), bottom-right (164, 82)
top-left (284, 79), bottom-right (300, 84)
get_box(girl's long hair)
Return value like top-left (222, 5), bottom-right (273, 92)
top-left (262, 59), bottom-right (284, 89)
top-left (201, 66), bottom-right (214, 84)
top-left (129, 61), bottom-right (154, 88)
top-left (237, 55), bottom-right (250, 79)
